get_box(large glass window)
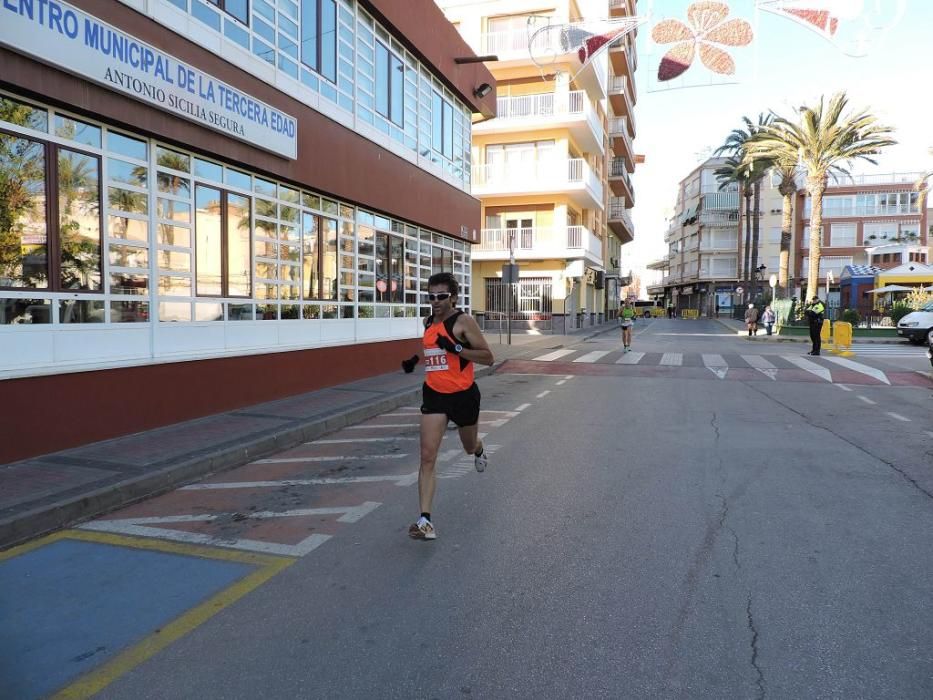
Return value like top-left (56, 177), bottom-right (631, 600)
top-left (301, 0), bottom-right (337, 83)
top-left (375, 231), bottom-right (403, 303)
top-left (206, 0), bottom-right (249, 24)
top-left (195, 185), bottom-right (251, 297)
top-left (432, 91), bottom-right (454, 160)
top-left (0, 131), bottom-right (102, 291)
top-left (375, 42), bottom-right (404, 127)
top-left (302, 212), bottom-right (337, 300)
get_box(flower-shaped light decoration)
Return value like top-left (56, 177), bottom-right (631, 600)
top-left (651, 1), bottom-right (754, 81)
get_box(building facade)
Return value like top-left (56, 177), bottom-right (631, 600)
top-left (436, 0), bottom-right (637, 332)
top-left (0, 0), bottom-right (495, 462)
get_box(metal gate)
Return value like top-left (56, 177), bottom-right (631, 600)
top-left (483, 277), bottom-right (553, 331)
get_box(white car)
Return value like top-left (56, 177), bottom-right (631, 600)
top-left (896, 301), bottom-right (933, 345)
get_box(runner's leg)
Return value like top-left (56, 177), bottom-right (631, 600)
top-left (419, 413), bottom-right (447, 514)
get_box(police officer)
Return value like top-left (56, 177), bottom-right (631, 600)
top-left (805, 296), bottom-right (826, 356)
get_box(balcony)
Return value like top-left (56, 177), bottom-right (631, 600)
top-left (609, 32), bottom-right (637, 81)
top-left (699, 211), bottom-right (740, 227)
top-left (608, 116), bottom-right (634, 170)
top-left (608, 75), bottom-right (637, 121)
top-left (827, 171), bottom-right (924, 187)
top-left (702, 192), bottom-right (739, 210)
top-left (609, 156), bottom-right (634, 205)
top-left (479, 25), bottom-right (605, 99)
top-left (475, 91), bottom-right (603, 153)
top-left (474, 226), bottom-right (603, 266)
top-left (472, 157), bottom-right (604, 212)
top-left (608, 197), bottom-right (634, 244)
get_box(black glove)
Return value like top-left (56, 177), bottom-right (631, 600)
top-left (435, 335), bottom-right (460, 354)
top-left (401, 355), bottom-right (419, 373)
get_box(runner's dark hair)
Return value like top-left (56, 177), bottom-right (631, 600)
top-left (428, 272), bottom-right (459, 296)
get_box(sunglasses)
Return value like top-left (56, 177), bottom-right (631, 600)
top-left (427, 293), bottom-right (452, 301)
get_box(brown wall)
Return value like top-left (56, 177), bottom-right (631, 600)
top-left (0, 338), bottom-right (421, 464)
top-left (0, 0), bottom-right (493, 241)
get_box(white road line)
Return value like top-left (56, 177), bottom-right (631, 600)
top-left (702, 354), bottom-right (727, 367)
top-left (555, 380), bottom-right (566, 386)
top-left (925, 431), bottom-right (933, 439)
top-left (255, 454), bottom-right (409, 464)
top-left (477, 410), bottom-right (519, 416)
top-left (564, 375), bottom-right (574, 380)
top-left (742, 354), bottom-right (776, 369)
top-left (616, 351), bottom-right (645, 364)
top-left (755, 368), bottom-right (779, 381)
top-left (707, 367), bottom-right (729, 379)
top-left (573, 350), bottom-right (611, 363)
top-left (515, 403), bottom-right (531, 411)
top-left (312, 437), bottom-right (418, 444)
top-left (857, 396), bottom-right (877, 405)
top-left (822, 356), bottom-right (891, 385)
top-left (834, 384), bottom-right (853, 392)
top-left (782, 355), bottom-right (833, 382)
top-left (181, 474), bottom-right (419, 490)
top-left (346, 423), bottom-right (418, 429)
top-left (886, 412), bottom-right (911, 422)
top-left (655, 333), bottom-right (736, 337)
top-left (660, 353), bottom-right (683, 366)
top-left (536, 390), bottom-right (551, 398)
top-left (533, 348), bottom-right (576, 362)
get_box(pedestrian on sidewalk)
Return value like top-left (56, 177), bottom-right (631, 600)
top-left (805, 296), bottom-right (826, 355)
top-left (410, 272), bottom-right (494, 541)
top-left (762, 305), bottom-right (776, 336)
top-left (667, 302), bottom-right (675, 319)
top-left (745, 303), bottom-right (760, 337)
top-left (620, 300), bottom-right (636, 352)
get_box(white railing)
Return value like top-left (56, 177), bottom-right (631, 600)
top-left (478, 227), bottom-right (540, 252)
top-left (699, 211), bottom-right (740, 226)
top-left (828, 172), bottom-right (924, 186)
top-left (494, 91), bottom-right (587, 120)
top-left (808, 203), bottom-right (919, 217)
top-left (477, 226), bottom-right (600, 259)
top-left (482, 26), bottom-right (563, 58)
top-left (702, 192), bottom-right (739, 210)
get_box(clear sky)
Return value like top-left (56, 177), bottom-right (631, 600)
top-left (626, 0), bottom-right (930, 288)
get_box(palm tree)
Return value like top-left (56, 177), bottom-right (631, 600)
top-left (716, 115), bottom-right (774, 304)
top-left (769, 157), bottom-right (799, 300)
top-left (746, 92), bottom-right (895, 298)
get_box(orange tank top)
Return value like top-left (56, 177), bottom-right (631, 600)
top-left (423, 311), bottom-right (474, 393)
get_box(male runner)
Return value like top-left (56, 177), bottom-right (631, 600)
top-left (409, 272), bottom-right (494, 541)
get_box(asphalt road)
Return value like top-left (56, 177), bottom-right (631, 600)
top-left (17, 320), bottom-right (933, 699)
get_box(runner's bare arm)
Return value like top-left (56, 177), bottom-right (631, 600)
top-left (454, 315), bottom-right (494, 366)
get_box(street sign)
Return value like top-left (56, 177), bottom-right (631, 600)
top-left (501, 263), bottom-right (519, 284)
top-left (769, 274), bottom-right (777, 288)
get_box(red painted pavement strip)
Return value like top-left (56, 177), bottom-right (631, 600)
top-left (888, 372), bottom-right (933, 387)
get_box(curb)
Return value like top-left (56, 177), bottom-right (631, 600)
top-left (712, 318), bottom-right (907, 344)
top-left (0, 376), bottom-right (449, 550)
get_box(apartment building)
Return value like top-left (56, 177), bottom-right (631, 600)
top-left (437, 0), bottom-right (637, 332)
top-left (0, 0), bottom-right (495, 462)
top-left (648, 156), bottom-right (759, 316)
top-left (794, 172), bottom-right (928, 308)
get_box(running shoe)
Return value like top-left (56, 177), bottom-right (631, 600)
top-left (474, 448), bottom-right (488, 473)
top-left (408, 516), bottom-right (436, 540)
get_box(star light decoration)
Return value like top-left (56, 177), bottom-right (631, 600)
top-left (651, 1), bottom-right (754, 81)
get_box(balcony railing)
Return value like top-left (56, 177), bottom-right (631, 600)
top-left (482, 25), bottom-right (564, 59)
top-left (805, 203), bottom-right (920, 217)
top-left (477, 226), bottom-right (601, 260)
top-left (699, 211), bottom-right (739, 226)
top-left (609, 116), bottom-right (634, 157)
top-left (828, 172), bottom-right (924, 186)
top-left (702, 192), bottom-right (739, 210)
top-left (609, 197), bottom-right (634, 231)
top-left (495, 91), bottom-right (585, 120)
top-left (610, 157), bottom-right (633, 193)
top-left (473, 157), bottom-right (600, 198)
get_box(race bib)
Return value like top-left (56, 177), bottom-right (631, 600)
top-left (424, 347), bottom-right (449, 372)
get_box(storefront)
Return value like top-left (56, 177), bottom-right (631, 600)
top-left (0, 0), bottom-right (495, 462)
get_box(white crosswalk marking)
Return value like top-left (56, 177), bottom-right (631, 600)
top-left (573, 350), bottom-right (611, 363)
top-left (660, 353), bottom-right (683, 366)
top-left (742, 354), bottom-right (776, 369)
top-left (782, 355), bottom-right (833, 382)
top-left (616, 351), bottom-right (645, 364)
top-left (886, 412), bottom-right (911, 422)
top-left (822, 356), bottom-right (890, 385)
top-left (850, 344), bottom-right (927, 357)
top-left (702, 354), bottom-right (727, 367)
top-left (533, 348), bottom-right (575, 361)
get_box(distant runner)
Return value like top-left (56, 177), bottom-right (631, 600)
top-left (620, 300), bottom-right (636, 352)
top-left (409, 273), bottom-right (494, 541)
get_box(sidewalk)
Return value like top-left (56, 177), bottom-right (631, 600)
top-left (0, 321), bottom-right (619, 549)
top-left (713, 316), bottom-right (905, 343)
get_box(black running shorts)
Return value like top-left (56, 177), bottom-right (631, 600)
top-left (420, 382), bottom-right (481, 427)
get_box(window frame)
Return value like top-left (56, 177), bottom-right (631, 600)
top-left (0, 127), bottom-right (104, 293)
top-left (432, 90), bottom-right (454, 160)
top-left (194, 184), bottom-right (252, 299)
top-left (375, 41), bottom-right (404, 127)
top-left (302, 212), bottom-right (338, 301)
top-left (300, 0), bottom-right (337, 84)
top-left (205, 0), bottom-right (249, 25)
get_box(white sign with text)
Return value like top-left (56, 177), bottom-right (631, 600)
top-left (0, 0), bottom-right (298, 158)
